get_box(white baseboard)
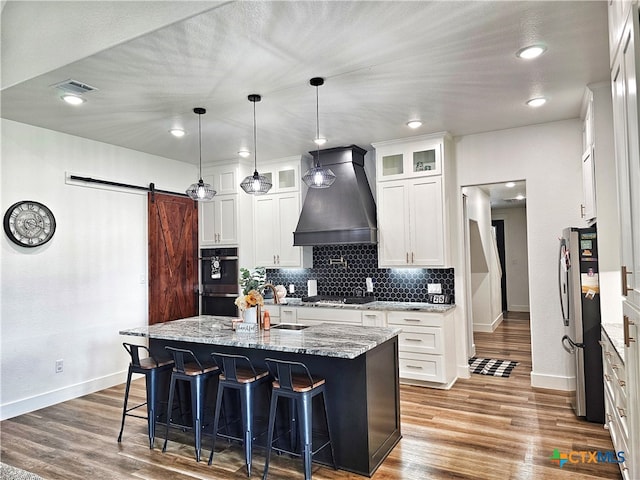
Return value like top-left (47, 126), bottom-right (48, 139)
top-left (508, 305), bottom-right (530, 312)
top-left (473, 312), bottom-right (504, 333)
top-left (530, 371), bottom-right (575, 391)
top-left (0, 370), bottom-right (128, 421)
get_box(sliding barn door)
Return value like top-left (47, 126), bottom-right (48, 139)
top-left (148, 193), bottom-right (198, 324)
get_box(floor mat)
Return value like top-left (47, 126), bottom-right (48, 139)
top-left (468, 357), bottom-right (518, 377)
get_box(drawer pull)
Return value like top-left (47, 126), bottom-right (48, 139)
top-left (617, 406), bottom-right (627, 418)
top-left (606, 413), bottom-right (613, 423)
top-left (598, 340), bottom-right (605, 347)
top-left (403, 318), bottom-right (422, 323)
top-left (605, 351), bottom-right (612, 358)
top-left (405, 338), bottom-right (423, 342)
top-left (406, 365), bottom-right (423, 370)
top-left (604, 373), bottom-right (611, 381)
top-left (624, 314), bottom-right (636, 347)
top-left (621, 266), bottom-right (633, 296)
top-left (612, 363), bottom-right (619, 370)
top-left (618, 379), bottom-right (626, 387)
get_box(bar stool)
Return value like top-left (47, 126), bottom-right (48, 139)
top-left (208, 352), bottom-right (271, 477)
top-left (262, 358), bottom-right (337, 480)
top-left (162, 346), bottom-right (220, 462)
top-left (117, 343), bottom-right (174, 448)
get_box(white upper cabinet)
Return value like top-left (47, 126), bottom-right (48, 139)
top-left (252, 156), bottom-right (311, 268)
top-left (373, 133), bottom-right (451, 268)
top-left (609, 0), bottom-right (633, 62)
top-left (373, 138), bottom-right (442, 181)
top-left (199, 164), bottom-right (239, 246)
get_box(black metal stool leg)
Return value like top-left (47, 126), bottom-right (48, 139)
top-left (146, 368), bottom-right (158, 449)
top-left (162, 373), bottom-right (177, 453)
top-left (117, 367), bottom-right (134, 443)
top-left (298, 394), bottom-right (313, 480)
top-left (262, 391), bottom-right (279, 480)
top-left (208, 381), bottom-right (226, 465)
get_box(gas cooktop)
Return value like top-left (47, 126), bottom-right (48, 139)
top-left (302, 295), bottom-right (377, 305)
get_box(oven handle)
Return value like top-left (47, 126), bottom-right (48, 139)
top-left (201, 293), bottom-right (238, 298)
top-left (200, 256), bottom-right (239, 261)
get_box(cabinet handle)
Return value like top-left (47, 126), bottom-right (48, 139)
top-left (411, 252), bottom-right (415, 263)
top-left (612, 363), bottom-right (619, 370)
top-left (406, 252), bottom-right (409, 264)
top-left (403, 318), bottom-right (422, 323)
top-left (277, 254), bottom-right (280, 264)
top-left (617, 406), bottom-right (627, 418)
top-left (580, 204), bottom-right (585, 218)
top-left (604, 373), bottom-right (611, 381)
top-left (598, 340), bottom-right (605, 347)
top-left (624, 314), bottom-right (636, 347)
top-left (406, 365), bottom-right (423, 370)
top-left (273, 255), bottom-right (276, 265)
top-left (621, 266), bottom-right (633, 296)
top-left (606, 413), bottom-right (613, 423)
top-left (405, 338), bottom-right (423, 342)
top-left (618, 379), bottom-right (626, 387)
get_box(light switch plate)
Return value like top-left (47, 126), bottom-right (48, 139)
top-left (428, 283), bottom-right (442, 294)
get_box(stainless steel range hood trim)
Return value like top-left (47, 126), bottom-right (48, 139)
top-left (293, 145), bottom-right (377, 246)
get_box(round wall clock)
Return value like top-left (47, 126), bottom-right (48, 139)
top-left (3, 200), bottom-right (56, 247)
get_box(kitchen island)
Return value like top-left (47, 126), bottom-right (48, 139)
top-left (120, 315), bottom-right (402, 477)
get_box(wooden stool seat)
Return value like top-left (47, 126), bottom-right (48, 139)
top-left (273, 374), bottom-right (325, 392)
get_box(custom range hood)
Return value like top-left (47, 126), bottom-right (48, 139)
top-left (293, 145), bottom-right (377, 246)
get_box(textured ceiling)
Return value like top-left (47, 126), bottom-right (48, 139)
top-left (1, 1), bottom-right (610, 166)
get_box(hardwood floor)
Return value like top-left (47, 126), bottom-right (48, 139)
top-left (1, 313), bottom-right (621, 479)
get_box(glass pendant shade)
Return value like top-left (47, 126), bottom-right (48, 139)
top-left (186, 107), bottom-right (216, 201)
top-left (186, 178), bottom-right (217, 200)
top-left (240, 170), bottom-right (272, 194)
top-left (240, 94), bottom-right (272, 195)
top-left (302, 165), bottom-right (336, 188)
top-left (303, 77), bottom-right (336, 189)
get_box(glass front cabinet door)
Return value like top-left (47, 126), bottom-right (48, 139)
top-left (374, 137), bottom-right (442, 181)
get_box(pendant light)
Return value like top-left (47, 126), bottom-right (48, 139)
top-left (240, 94), bottom-right (272, 195)
top-left (185, 107), bottom-right (216, 201)
top-left (302, 77), bottom-right (336, 189)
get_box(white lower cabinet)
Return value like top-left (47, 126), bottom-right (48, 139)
top-left (601, 328), bottom-right (631, 479)
top-left (361, 310), bottom-right (385, 327)
top-left (387, 309), bottom-right (455, 388)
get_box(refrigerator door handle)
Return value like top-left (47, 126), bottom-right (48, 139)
top-left (562, 334), bottom-right (584, 354)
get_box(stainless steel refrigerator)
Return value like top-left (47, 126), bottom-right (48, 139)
top-left (558, 226), bottom-right (604, 423)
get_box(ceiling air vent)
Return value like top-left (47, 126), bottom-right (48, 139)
top-left (50, 79), bottom-right (99, 95)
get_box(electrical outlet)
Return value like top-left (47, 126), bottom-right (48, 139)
top-left (427, 283), bottom-right (442, 294)
top-left (55, 359), bottom-right (64, 373)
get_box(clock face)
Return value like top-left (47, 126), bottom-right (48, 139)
top-left (3, 201), bottom-right (56, 247)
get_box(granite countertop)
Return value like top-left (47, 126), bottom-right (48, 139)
top-left (602, 322), bottom-right (626, 363)
top-left (119, 315), bottom-right (401, 360)
top-left (273, 299), bottom-right (456, 313)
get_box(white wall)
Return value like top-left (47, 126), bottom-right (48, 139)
top-left (492, 207), bottom-right (530, 312)
top-left (455, 119), bottom-right (583, 390)
top-left (463, 186), bottom-right (503, 332)
top-left (0, 119), bottom-right (196, 420)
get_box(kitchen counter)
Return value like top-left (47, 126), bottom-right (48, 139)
top-left (602, 322), bottom-right (625, 363)
top-left (120, 315), bottom-right (401, 477)
top-left (275, 299), bottom-right (456, 313)
top-left (119, 315), bottom-right (401, 360)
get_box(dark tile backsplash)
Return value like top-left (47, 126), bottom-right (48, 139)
top-left (266, 244), bottom-right (454, 303)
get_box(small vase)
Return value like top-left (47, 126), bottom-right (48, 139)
top-left (243, 306), bottom-right (258, 324)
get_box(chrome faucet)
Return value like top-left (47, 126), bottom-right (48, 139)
top-left (263, 283), bottom-right (280, 304)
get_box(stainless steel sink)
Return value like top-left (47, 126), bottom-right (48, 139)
top-left (272, 323), bottom-right (309, 331)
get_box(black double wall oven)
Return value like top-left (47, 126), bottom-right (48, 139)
top-left (200, 247), bottom-right (239, 317)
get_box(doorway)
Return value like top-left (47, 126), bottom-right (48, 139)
top-left (462, 181), bottom-right (530, 352)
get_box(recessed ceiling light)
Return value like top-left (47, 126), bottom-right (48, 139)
top-left (61, 94), bottom-right (85, 105)
top-left (314, 137), bottom-right (327, 146)
top-left (516, 44), bottom-right (547, 60)
top-left (169, 128), bottom-right (186, 138)
top-left (238, 150), bottom-right (251, 158)
top-left (407, 120), bottom-right (423, 129)
top-left (526, 97), bottom-right (547, 107)
top-left (505, 182), bottom-right (516, 188)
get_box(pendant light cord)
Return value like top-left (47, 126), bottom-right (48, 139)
top-left (253, 100), bottom-right (258, 173)
top-left (198, 112), bottom-right (203, 180)
top-left (315, 84), bottom-right (321, 168)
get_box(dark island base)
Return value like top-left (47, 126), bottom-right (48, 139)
top-left (149, 336), bottom-right (401, 477)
